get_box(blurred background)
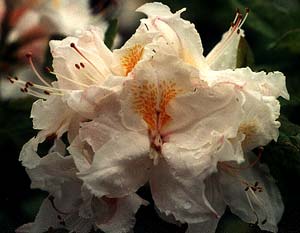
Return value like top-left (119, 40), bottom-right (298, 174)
top-left (1, 0), bottom-right (300, 232)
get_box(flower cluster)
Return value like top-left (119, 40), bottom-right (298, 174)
top-left (16, 2), bottom-right (288, 233)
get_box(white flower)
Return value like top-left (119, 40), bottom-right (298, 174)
top-left (16, 2), bottom-right (288, 233)
top-left (18, 138), bottom-right (146, 233)
top-left (79, 51), bottom-right (244, 224)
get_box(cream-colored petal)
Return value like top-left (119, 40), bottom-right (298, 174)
top-left (204, 67), bottom-right (289, 100)
top-left (95, 194), bottom-right (147, 233)
top-left (79, 131), bottom-right (152, 198)
top-left (207, 29), bottom-right (245, 70)
top-left (137, 2), bottom-right (207, 69)
top-left (166, 83), bottom-right (244, 149)
top-left (218, 152), bottom-right (284, 232)
top-left (50, 27), bottom-right (113, 89)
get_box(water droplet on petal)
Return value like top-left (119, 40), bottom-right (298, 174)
top-left (183, 202), bottom-right (192, 209)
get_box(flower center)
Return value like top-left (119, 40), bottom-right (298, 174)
top-left (131, 79), bottom-right (180, 160)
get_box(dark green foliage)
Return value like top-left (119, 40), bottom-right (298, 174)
top-left (104, 19), bottom-right (119, 49)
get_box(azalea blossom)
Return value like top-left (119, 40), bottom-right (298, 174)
top-left (79, 50), bottom-right (245, 224)
top-left (18, 138), bottom-right (146, 233)
top-left (15, 2), bottom-right (289, 233)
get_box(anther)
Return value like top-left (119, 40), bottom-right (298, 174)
top-left (44, 90), bottom-right (50, 95)
top-left (45, 66), bottom-right (53, 73)
top-left (261, 219), bottom-right (267, 225)
top-left (80, 62), bottom-right (85, 68)
top-left (245, 7), bottom-right (250, 13)
top-left (75, 64), bottom-right (80, 69)
top-left (144, 23), bottom-right (149, 31)
top-left (25, 52), bottom-right (32, 58)
top-left (244, 186), bottom-right (249, 191)
top-left (7, 77), bottom-right (14, 83)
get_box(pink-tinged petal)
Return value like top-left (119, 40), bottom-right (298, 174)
top-left (26, 153), bottom-right (77, 193)
top-left (166, 83), bottom-right (244, 149)
top-left (95, 194), bottom-right (147, 233)
top-left (49, 27), bottom-right (113, 89)
top-left (31, 96), bottom-right (75, 137)
top-left (150, 160), bottom-right (213, 224)
top-left (218, 152), bottom-right (284, 232)
top-left (75, 91), bottom-right (125, 153)
top-left (207, 29), bottom-right (245, 70)
top-left (79, 131), bottom-right (152, 198)
top-left (150, 138), bottom-right (225, 224)
top-left (136, 2), bottom-right (207, 69)
top-left (186, 175), bottom-right (227, 233)
top-left (17, 191), bottom-right (93, 233)
top-left (205, 67), bottom-right (289, 100)
top-left (239, 93), bottom-right (281, 151)
top-left (63, 85), bottom-right (115, 119)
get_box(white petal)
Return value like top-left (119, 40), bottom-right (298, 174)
top-left (166, 83), bottom-right (244, 149)
top-left (79, 131), bottom-right (152, 198)
top-left (31, 96), bottom-right (74, 137)
top-left (19, 137), bottom-right (41, 169)
top-left (150, 140), bottom-right (225, 223)
top-left (240, 93), bottom-right (281, 151)
top-left (26, 153), bottom-right (77, 193)
top-left (186, 176), bottom-right (227, 233)
top-left (207, 29), bottom-right (245, 70)
top-left (204, 67), bottom-right (289, 100)
top-left (218, 152), bottom-right (284, 232)
top-left (63, 85), bottom-right (114, 119)
top-left (137, 2), bottom-right (207, 69)
top-left (120, 52), bottom-right (195, 132)
top-left (50, 27), bottom-right (113, 89)
top-left (95, 194), bottom-right (147, 233)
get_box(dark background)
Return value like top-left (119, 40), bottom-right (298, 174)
top-left (1, 0), bottom-right (300, 232)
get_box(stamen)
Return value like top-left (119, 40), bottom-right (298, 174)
top-left (46, 69), bottom-right (89, 88)
top-left (206, 8), bottom-right (249, 65)
top-left (26, 53), bottom-right (52, 87)
top-left (70, 43), bottom-right (106, 78)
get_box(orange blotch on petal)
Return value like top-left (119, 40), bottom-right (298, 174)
top-left (131, 80), bottom-right (180, 131)
top-left (121, 45), bottom-right (144, 76)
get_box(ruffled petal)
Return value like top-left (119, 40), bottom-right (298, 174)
top-left (166, 83), bottom-right (244, 150)
top-left (239, 93), bottom-right (281, 151)
top-left (218, 152), bottom-right (284, 232)
top-left (79, 131), bottom-right (152, 198)
top-left (204, 67), bottom-right (289, 100)
top-left (31, 95), bottom-right (74, 137)
top-left (50, 27), bottom-right (113, 89)
top-left (136, 2), bottom-right (207, 69)
top-left (150, 138), bottom-right (225, 224)
top-left (95, 194), bottom-right (147, 233)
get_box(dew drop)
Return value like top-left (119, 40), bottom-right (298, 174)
top-left (183, 202), bottom-right (192, 209)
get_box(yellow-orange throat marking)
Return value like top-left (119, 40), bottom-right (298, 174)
top-left (121, 45), bottom-right (144, 76)
top-left (131, 80), bottom-right (179, 131)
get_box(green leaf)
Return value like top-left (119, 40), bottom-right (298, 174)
top-left (236, 37), bottom-right (255, 68)
top-left (268, 29), bottom-right (300, 54)
top-left (104, 19), bottom-right (118, 49)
